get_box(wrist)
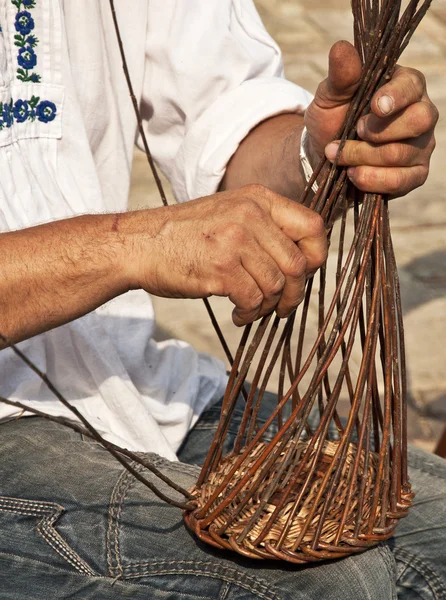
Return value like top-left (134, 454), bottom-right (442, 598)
top-left (116, 206), bottom-right (169, 291)
top-left (297, 124), bottom-right (324, 194)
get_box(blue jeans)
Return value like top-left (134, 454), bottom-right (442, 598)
top-left (1, 398), bottom-right (445, 599)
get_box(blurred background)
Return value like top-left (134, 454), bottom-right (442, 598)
top-left (129, 0), bottom-right (446, 451)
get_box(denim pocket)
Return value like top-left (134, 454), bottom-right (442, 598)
top-left (0, 495), bottom-right (97, 576)
top-left (106, 456), bottom-right (281, 600)
top-left (395, 547), bottom-right (446, 600)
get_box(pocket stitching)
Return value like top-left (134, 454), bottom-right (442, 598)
top-left (0, 496), bottom-right (97, 576)
top-left (122, 563), bottom-right (280, 600)
top-left (107, 461), bottom-right (146, 578)
top-left (395, 547), bottom-right (446, 599)
top-left (107, 464), bottom-right (280, 600)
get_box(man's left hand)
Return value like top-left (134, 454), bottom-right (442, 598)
top-left (305, 40), bottom-right (438, 197)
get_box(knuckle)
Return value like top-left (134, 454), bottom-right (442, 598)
top-left (235, 197), bottom-right (265, 221)
top-left (412, 103), bottom-right (437, 136)
top-left (314, 246), bottom-right (328, 268)
top-left (407, 69), bottom-right (425, 98)
top-left (382, 144), bottom-right (406, 167)
top-left (265, 273), bottom-right (286, 297)
top-left (213, 253), bottom-right (233, 275)
top-left (306, 211), bottom-right (325, 238)
top-left (427, 135), bottom-right (436, 154)
top-left (428, 103), bottom-right (440, 128)
top-left (285, 250), bottom-right (307, 278)
top-left (224, 222), bottom-right (247, 242)
top-left (242, 183), bottom-right (269, 199)
top-left (246, 289), bottom-right (264, 311)
top-left (207, 277), bottom-right (226, 297)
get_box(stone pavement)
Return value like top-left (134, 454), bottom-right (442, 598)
top-left (129, 0), bottom-right (446, 451)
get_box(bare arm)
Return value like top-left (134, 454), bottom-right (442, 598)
top-left (221, 114), bottom-right (312, 201)
top-left (0, 187), bottom-right (328, 346)
top-left (1, 42), bottom-right (437, 346)
top-left (0, 214), bottom-right (132, 346)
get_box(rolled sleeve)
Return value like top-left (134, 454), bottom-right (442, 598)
top-left (173, 77), bottom-right (312, 202)
top-left (140, 0), bottom-right (312, 203)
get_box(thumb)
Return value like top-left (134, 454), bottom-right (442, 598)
top-left (315, 40), bottom-right (362, 109)
top-left (305, 41), bottom-right (362, 152)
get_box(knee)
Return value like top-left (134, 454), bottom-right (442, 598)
top-left (275, 545), bottom-right (396, 600)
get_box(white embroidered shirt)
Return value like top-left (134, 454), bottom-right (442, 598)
top-left (0, 0), bottom-right (312, 458)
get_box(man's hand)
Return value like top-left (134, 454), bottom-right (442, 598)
top-left (0, 185), bottom-right (327, 345)
top-left (305, 40), bottom-right (438, 197)
top-left (222, 40), bottom-right (438, 201)
top-left (125, 185), bottom-right (328, 326)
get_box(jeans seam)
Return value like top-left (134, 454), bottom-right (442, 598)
top-left (218, 581), bottom-right (231, 600)
top-left (119, 560), bottom-right (281, 600)
top-left (394, 547), bottom-right (446, 599)
top-left (107, 461), bottom-right (145, 578)
top-left (122, 565), bottom-right (280, 600)
top-left (0, 496), bottom-right (97, 576)
top-left (376, 544), bottom-right (397, 599)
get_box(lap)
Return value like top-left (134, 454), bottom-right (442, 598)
top-left (0, 415), bottom-right (397, 600)
top-left (179, 396), bottom-right (446, 599)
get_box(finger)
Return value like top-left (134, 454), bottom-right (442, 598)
top-left (228, 266), bottom-right (264, 327)
top-left (357, 99), bottom-right (439, 143)
top-left (250, 225), bottom-right (309, 316)
top-left (276, 269), bottom-right (307, 318)
top-left (250, 186), bottom-right (328, 270)
top-left (347, 165), bottom-right (429, 196)
top-left (305, 40), bottom-right (362, 149)
top-left (247, 189), bottom-right (327, 315)
top-left (240, 244), bottom-right (286, 318)
top-left (325, 137), bottom-right (429, 168)
top-left (371, 66), bottom-right (426, 118)
top-left (314, 40), bottom-right (362, 110)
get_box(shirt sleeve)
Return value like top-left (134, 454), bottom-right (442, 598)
top-left (138, 0), bottom-right (313, 203)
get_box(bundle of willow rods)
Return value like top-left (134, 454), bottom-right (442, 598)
top-left (0, 0), bottom-right (432, 564)
top-left (183, 0), bottom-right (431, 563)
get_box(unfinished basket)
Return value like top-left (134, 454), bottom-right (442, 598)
top-left (0, 0), bottom-right (431, 567)
top-left (183, 0), bottom-right (430, 563)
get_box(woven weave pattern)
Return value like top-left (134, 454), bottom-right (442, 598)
top-left (183, 0), bottom-right (431, 562)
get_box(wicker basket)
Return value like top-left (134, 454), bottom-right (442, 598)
top-left (183, 0), bottom-right (430, 562)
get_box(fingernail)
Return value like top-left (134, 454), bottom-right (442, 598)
top-left (325, 141), bottom-right (340, 161)
top-left (347, 167), bottom-right (356, 179)
top-left (378, 95), bottom-right (394, 115)
top-left (357, 119), bottom-right (365, 137)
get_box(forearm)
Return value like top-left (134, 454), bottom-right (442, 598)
top-left (0, 213), bottom-right (132, 347)
top-left (220, 113), bottom-right (318, 201)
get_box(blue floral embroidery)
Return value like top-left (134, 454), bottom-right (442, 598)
top-left (1, 2), bottom-right (59, 130)
top-left (12, 1), bottom-right (40, 82)
top-left (10, 0), bottom-right (35, 9)
top-left (15, 10), bottom-right (34, 35)
top-left (13, 99), bottom-right (29, 122)
top-left (0, 95), bottom-right (57, 130)
top-left (2, 102), bottom-right (13, 128)
top-left (17, 45), bottom-right (37, 69)
top-left (36, 99), bottom-right (56, 123)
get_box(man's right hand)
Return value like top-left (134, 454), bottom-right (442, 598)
top-left (122, 184), bottom-right (328, 326)
top-left (0, 184), bottom-right (327, 346)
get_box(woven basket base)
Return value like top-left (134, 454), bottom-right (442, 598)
top-left (185, 439), bottom-right (412, 562)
